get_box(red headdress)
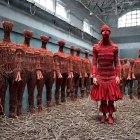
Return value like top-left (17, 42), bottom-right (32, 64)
top-left (76, 48), bottom-right (81, 52)
top-left (23, 29), bottom-right (33, 38)
top-left (100, 24), bottom-right (111, 33)
top-left (70, 45), bottom-right (75, 50)
top-left (2, 21), bottom-right (14, 31)
top-left (40, 35), bottom-right (49, 43)
top-left (58, 40), bottom-right (66, 46)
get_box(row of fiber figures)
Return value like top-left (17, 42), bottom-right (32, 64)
top-left (0, 21), bottom-right (93, 118)
top-left (119, 58), bottom-right (140, 99)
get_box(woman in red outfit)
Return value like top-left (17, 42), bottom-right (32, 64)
top-left (90, 25), bottom-right (123, 124)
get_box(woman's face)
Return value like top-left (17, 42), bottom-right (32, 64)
top-left (102, 30), bottom-right (110, 38)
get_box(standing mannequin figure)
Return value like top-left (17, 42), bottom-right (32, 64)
top-left (73, 48), bottom-right (82, 100)
top-left (0, 21), bottom-right (22, 117)
top-left (67, 46), bottom-right (75, 100)
top-left (83, 50), bottom-right (92, 96)
top-left (54, 40), bottom-right (71, 105)
top-left (119, 59), bottom-right (124, 94)
top-left (18, 29), bottom-right (43, 114)
top-left (91, 25), bottom-right (122, 124)
top-left (36, 35), bottom-right (55, 112)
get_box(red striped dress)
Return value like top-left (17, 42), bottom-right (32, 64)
top-left (90, 44), bottom-right (123, 101)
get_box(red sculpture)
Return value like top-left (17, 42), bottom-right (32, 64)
top-left (9, 47), bottom-right (24, 117)
top-left (134, 50), bottom-right (140, 99)
top-left (80, 57), bottom-right (86, 98)
top-left (73, 48), bottom-right (82, 99)
top-left (0, 21), bottom-right (22, 117)
top-left (82, 50), bottom-right (92, 96)
top-left (133, 57), bottom-right (140, 99)
top-left (67, 46), bottom-right (75, 100)
top-left (54, 40), bottom-right (71, 105)
top-left (119, 59), bottom-right (124, 94)
top-left (16, 29), bottom-right (43, 114)
top-left (120, 58), bottom-right (129, 95)
top-left (36, 35), bottom-right (55, 112)
top-left (128, 58), bottom-right (136, 99)
top-left (90, 25), bottom-right (122, 124)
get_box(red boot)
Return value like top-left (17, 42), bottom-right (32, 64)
top-left (101, 113), bottom-right (106, 123)
top-left (101, 115), bottom-right (106, 123)
top-left (108, 115), bottom-right (114, 124)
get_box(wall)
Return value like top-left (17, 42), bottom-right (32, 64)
top-left (117, 43), bottom-right (140, 58)
top-left (111, 26), bottom-right (140, 58)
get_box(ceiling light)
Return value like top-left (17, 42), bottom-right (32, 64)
top-left (89, 12), bottom-right (93, 15)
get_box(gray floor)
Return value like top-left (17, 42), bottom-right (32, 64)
top-left (0, 96), bottom-right (140, 140)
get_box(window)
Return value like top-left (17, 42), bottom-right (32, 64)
top-left (56, 1), bottom-right (69, 21)
top-left (83, 20), bottom-right (91, 34)
top-left (33, 0), bottom-right (70, 22)
top-left (118, 10), bottom-right (140, 28)
top-left (137, 18), bottom-right (140, 25)
top-left (34, 0), bottom-right (55, 12)
top-left (46, 0), bottom-right (55, 12)
top-left (34, 0), bottom-right (40, 3)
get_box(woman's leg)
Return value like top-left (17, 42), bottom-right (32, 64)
top-left (108, 100), bottom-right (116, 124)
top-left (100, 100), bottom-right (108, 123)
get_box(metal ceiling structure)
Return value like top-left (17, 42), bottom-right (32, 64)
top-left (76, 0), bottom-right (140, 16)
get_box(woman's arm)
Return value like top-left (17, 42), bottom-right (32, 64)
top-left (92, 45), bottom-right (98, 77)
top-left (114, 46), bottom-right (120, 78)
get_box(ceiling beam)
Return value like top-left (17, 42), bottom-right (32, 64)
top-left (87, 0), bottom-right (93, 7)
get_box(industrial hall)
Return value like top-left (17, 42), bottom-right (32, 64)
top-left (0, 0), bottom-right (140, 139)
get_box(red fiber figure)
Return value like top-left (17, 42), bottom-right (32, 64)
top-left (90, 25), bottom-right (123, 124)
top-left (54, 40), bottom-right (71, 105)
top-left (0, 21), bottom-right (22, 117)
top-left (36, 35), bottom-right (55, 112)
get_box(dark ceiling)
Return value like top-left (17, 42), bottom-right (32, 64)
top-left (76, 0), bottom-right (140, 16)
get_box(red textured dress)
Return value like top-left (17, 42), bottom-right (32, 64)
top-left (90, 44), bottom-right (123, 101)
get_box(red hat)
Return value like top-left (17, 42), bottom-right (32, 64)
top-left (100, 24), bottom-right (111, 33)
top-left (40, 35), bottom-right (49, 43)
top-left (2, 21), bottom-right (14, 31)
top-left (58, 40), bottom-right (66, 46)
top-left (23, 29), bottom-right (33, 38)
